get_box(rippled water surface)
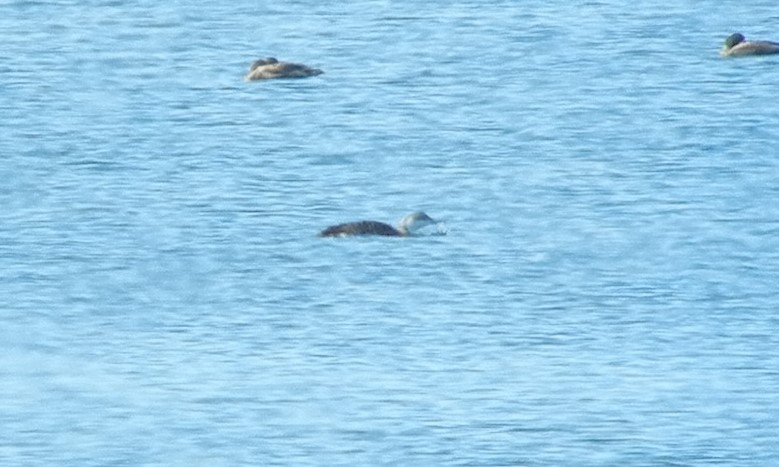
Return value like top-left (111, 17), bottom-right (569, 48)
top-left (2, 1), bottom-right (779, 465)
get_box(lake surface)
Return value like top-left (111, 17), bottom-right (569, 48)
top-left (2, 1), bottom-right (778, 465)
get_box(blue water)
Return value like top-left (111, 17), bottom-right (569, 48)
top-left (3, 1), bottom-right (779, 465)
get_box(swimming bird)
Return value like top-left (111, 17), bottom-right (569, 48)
top-left (244, 57), bottom-right (323, 80)
top-left (319, 212), bottom-right (437, 237)
top-left (720, 33), bottom-right (779, 57)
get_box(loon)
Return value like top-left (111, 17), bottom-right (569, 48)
top-left (319, 212), bottom-right (437, 237)
top-left (244, 57), bottom-right (323, 80)
top-left (720, 33), bottom-right (779, 57)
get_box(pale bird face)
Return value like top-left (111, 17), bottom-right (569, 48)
top-left (250, 57), bottom-right (279, 71)
top-left (402, 212), bottom-right (436, 233)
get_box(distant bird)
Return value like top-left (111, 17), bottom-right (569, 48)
top-left (319, 212), bottom-right (438, 237)
top-left (244, 57), bottom-right (323, 80)
top-left (720, 33), bottom-right (779, 57)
